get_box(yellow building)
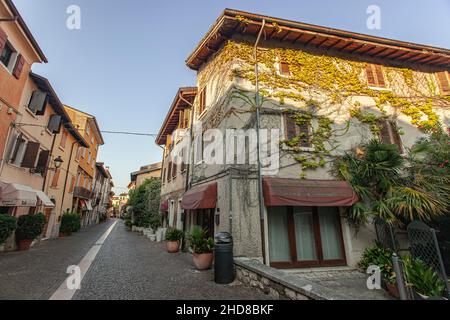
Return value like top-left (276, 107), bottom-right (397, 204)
top-left (130, 162), bottom-right (162, 188)
top-left (64, 105), bottom-right (104, 227)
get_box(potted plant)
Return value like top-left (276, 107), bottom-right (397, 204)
top-left (59, 213), bottom-right (81, 237)
top-left (403, 256), bottom-right (446, 300)
top-left (186, 226), bottom-right (214, 270)
top-left (358, 242), bottom-right (398, 298)
top-left (15, 213), bottom-right (46, 251)
top-left (165, 228), bottom-right (183, 253)
top-left (0, 214), bottom-right (17, 250)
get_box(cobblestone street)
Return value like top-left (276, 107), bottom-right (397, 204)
top-left (0, 219), bottom-right (267, 300)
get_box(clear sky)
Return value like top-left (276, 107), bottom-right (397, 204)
top-left (13, 0), bottom-right (450, 193)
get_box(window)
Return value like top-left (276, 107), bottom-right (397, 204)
top-left (284, 114), bottom-right (311, 148)
top-left (69, 176), bottom-right (76, 193)
top-left (279, 61), bottom-right (291, 76)
top-left (85, 125), bottom-right (90, 136)
top-left (88, 150), bottom-right (91, 163)
top-left (27, 90), bottom-right (47, 115)
top-left (199, 87), bottom-right (206, 115)
top-left (9, 134), bottom-right (27, 166)
top-left (378, 120), bottom-right (403, 153)
top-left (76, 146), bottom-right (81, 161)
top-left (51, 168), bottom-right (61, 188)
top-left (436, 71), bottom-right (450, 95)
top-left (60, 131), bottom-right (68, 149)
top-left (172, 162), bottom-right (177, 179)
top-left (167, 162), bottom-right (172, 181)
top-left (81, 147), bottom-right (86, 158)
top-left (0, 41), bottom-right (14, 68)
top-left (47, 115), bottom-right (62, 133)
top-left (366, 64), bottom-right (386, 88)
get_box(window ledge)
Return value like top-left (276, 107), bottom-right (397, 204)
top-left (25, 107), bottom-right (38, 119)
top-left (368, 86), bottom-right (392, 92)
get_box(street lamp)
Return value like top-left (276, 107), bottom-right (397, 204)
top-left (53, 156), bottom-right (64, 169)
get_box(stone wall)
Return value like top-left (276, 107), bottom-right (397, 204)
top-left (235, 257), bottom-right (348, 300)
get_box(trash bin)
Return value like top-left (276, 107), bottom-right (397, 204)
top-left (214, 232), bottom-right (235, 284)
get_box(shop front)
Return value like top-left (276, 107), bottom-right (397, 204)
top-left (263, 178), bottom-right (358, 269)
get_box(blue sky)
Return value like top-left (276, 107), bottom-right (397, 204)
top-left (14, 0), bottom-right (450, 193)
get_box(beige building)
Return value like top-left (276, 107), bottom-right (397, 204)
top-left (130, 162), bottom-right (162, 188)
top-left (159, 9), bottom-right (450, 268)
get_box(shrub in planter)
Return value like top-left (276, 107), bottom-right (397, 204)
top-left (16, 213), bottom-right (46, 251)
top-left (186, 226), bottom-right (214, 270)
top-left (358, 242), bottom-right (397, 297)
top-left (0, 214), bottom-right (17, 246)
top-left (403, 256), bottom-right (446, 299)
top-left (59, 213), bottom-right (81, 236)
top-left (165, 228), bottom-right (183, 253)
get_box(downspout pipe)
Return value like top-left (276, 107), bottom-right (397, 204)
top-left (254, 19), bottom-right (267, 264)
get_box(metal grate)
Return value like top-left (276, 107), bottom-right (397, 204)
top-left (407, 221), bottom-right (450, 298)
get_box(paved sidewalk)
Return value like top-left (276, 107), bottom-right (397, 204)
top-left (0, 220), bottom-right (115, 300)
top-left (74, 220), bottom-right (268, 300)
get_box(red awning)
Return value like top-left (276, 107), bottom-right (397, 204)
top-left (160, 200), bottom-right (169, 212)
top-left (181, 182), bottom-right (217, 210)
top-left (263, 178), bottom-right (358, 207)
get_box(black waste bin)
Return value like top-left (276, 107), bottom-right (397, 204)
top-left (214, 232), bottom-right (235, 284)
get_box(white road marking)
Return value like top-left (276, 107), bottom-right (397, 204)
top-left (49, 220), bottom-right (118, 300)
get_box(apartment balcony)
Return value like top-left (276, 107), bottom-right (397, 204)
top-left (73, 187), bottom-right (94, 200)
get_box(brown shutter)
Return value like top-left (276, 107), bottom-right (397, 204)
top-left (167, 162), bottom-right (172, 180)
top-left (35, 150), bottom-right (50, 175)
top-left (60, 131), bottom-right (68, 149)
top-left (51, 168), bottom-right (60, 187)
top-left (12, 54), bottom-right (25, 79)
top-left (436, 71), bottom-right (450, 95)
top-left (366, 65), bottom-right (376, 87)
top-left (378, 120), bottom-right (391, 144)
top-left (172, 162), bottom-right (177, 178)
top-left (0, 28), bottom-right (7, 53)
top-left (69, 176), bottom-right (76, 193)
top-left (280, 61), bottom-right (291, 76)
top-left (374, 65), bottom-right (386, 88)
top-left (21, 141), bottom-right (40, 168)
top-left (284, 114), bottom-right (298, 140)
top-left (199, 88), bottom-right (206, 114)
top-left (298, 123), bottom-right (311, 148)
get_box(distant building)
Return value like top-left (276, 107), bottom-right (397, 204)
top-left (130, 162), bottom-right (162, 188)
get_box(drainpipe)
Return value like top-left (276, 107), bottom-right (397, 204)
top-left (42, 133), bottom-right (57, 193)
top-left (254, 19), bottom-right (267, 264)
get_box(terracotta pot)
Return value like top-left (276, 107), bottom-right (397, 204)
top-left (192, 252), bottom-right (213, 270)
top-left (17, 239), bottom-right (33, 251)
top-left (167, 240), bottom-right (180, 253)
top-left (386, 282), bottom-right (400, 299)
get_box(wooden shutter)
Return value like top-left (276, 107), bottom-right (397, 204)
top-left (35, 150), bottom-right (50, 175)
top-left (167, 162), bottom-right (172, 181)
top-left (5, 130), bottom-right (19, 162)
top-left (20, 141), bottom-right (40, 168)
top-left (390, 121), bottom-right (403, 154)
top-left (0, 28), bottom-right (7, 53)
top-left (279, 61), bottom-right (291, 76)
top-left (28, 90), bottom-right (47, 114)
top-left (47, 114), bottom-right (62, 133)
top-left (12, 54), bottom-right (25, 79)
top-left (172, 162), bottom-right (177, 178)
top-left (60, 131), bottom-right (68, 149)
top-left (436, 71), bottom-right (450, 95)
top-left (199, 88), bottom-right (206, 114)
top-left (51, 168), bottom-right (60, 187)
top-left (69, 176), bottom-right (76, 193)
top-left (284, 114), bottom-right (298, 140)
top-left (298, 123), bottom-right (311, 148)
top-left (366, 64), bottom-right (386, 88)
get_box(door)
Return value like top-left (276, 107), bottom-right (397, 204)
top-left (196, 209), bottom-right (215, 238)
top-left (268, 206), bottom-right (346, 268)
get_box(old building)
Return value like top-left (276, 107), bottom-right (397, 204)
top-left (156, 88), bottom-right (197, 230)
top-left (91, 162), bottom-right (113, 224)
top-left (162, 9), bottom-right (450, 268)
top-left (130, 162), bottom-right (162, 188)
top-left (64, 105), bottom-right (105, 228)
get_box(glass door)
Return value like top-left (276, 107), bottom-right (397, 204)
top-left (293, 207), bottom-right (318, 264)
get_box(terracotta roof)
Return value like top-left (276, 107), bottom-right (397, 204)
top-left (4, 0), bottom-right (47, 62)
top-left (155, 87), bottom-right (197, 145)
top-left (186, 9), bottom-right (450, 71)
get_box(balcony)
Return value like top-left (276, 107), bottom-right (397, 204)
top-left (73, 187), bottom-right (94, 200)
